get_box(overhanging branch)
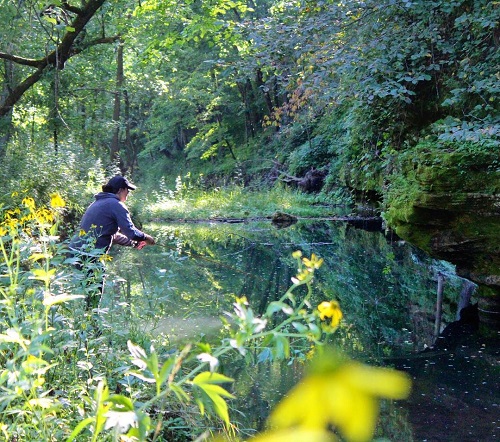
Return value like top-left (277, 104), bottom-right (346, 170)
top-left (0, 0), bottom-right (109, 117)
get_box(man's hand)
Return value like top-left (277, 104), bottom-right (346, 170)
top-left (134, 234), bottom-right (155, 250)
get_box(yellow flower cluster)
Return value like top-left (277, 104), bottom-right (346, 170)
top-left (302, 253), bottom-right (324, 270)
top-left (0, 194), bottom-right (65, 238)
top-left (50, 193), bottom-right (65, 208)
top-left (291, 251), bottom-right (324, 284)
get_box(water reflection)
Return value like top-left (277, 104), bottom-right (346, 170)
top-left (106, 220), bottom-right (499, 441)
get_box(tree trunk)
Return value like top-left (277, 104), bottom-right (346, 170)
top-left (123, 88), bottom-right (136, 174)
top-left (0, 0), bottom-right (109, 118)
top-left (110, 41), bottom-right (124, 165)
top-left (0, 58), bottom-right (15, 156)
top-left (256, 68), bottom-right (274, 116)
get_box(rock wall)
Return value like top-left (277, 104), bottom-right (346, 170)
top-left (385, 149), bottom-right (500, 329)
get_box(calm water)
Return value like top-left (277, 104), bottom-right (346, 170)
top-left (106, 219), bottom-right (499, 441)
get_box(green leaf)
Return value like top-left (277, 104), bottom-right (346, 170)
top-left (192, 371), bottom-right (235, 427)
top-left (266, 301), bottom-right (293, 316)
top-left (107, 395), bottom-right (135, 411)
top-left (257, 347), bottom-right (272, 363)
top-left (170, 383), bottom-right (190, 402)
top-left (272, 335), bottom-right (290, 360)
top-left (30, 268), bottom-right (56, 284)
top-left (147, 350), bottom-right (159, 376)
top-left (127, 370), bottom-right (155, 383)
top-left (67, 417), bottom-right (94, 442)
top-left (291, 321), bottom-right (308, 333)
top-left (158, 357), bottom-right (175, 386)
top-left (192, 371), bottom-right (234, 385)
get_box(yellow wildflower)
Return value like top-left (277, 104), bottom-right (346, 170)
top-left (22, 197), bottom-right (36, 210)
top-left (302, 253), bottom-right (324, 270)
top-left (317, 301), bottom-right (343, 328)
top-left (99, 254), bottom-right (113, 263)
top-left (20, 213), bottom-right (34, 224)
top-left (35, 208), bottom-right (54, 224)
top-left (269, 351), bottom-right (411, 442)
top-left (50, 193), bottom-right (65, 208)
top-left (292, 268), bottom-right (311, 284)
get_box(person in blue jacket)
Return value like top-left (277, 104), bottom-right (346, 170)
top-left (69, 175), bottom-right (155, 309)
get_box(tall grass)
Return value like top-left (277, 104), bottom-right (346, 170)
top-left (139, 177), bottom-right (347, 221)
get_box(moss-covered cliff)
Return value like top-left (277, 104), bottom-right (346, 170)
top-left (384, 143), bottom-right (500, 328)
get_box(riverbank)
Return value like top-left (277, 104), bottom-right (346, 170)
top-left (134, 185), bottom-right (356, 222)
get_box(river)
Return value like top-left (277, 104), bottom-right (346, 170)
top-left (105, 219), bottom-right (499, 441)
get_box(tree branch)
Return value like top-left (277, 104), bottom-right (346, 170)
top-left (0, 53), bottom-right (42, 68)
top-left (0, 0), bottom-right (108, 117)
top-left (62, 1), bottom-right (85, 15)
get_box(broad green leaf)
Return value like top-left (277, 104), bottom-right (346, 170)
top-left (30, 268), bottom-right (56, 284)
top-left (29, 253), bottom-right (51, 261)
top-left (147, 350), bottom-right (159, 376)
top-left (28, 398), bottom-right (55, 409)
top-left (192, 371), bottom-right (234, 385)
top-left (271, 335), bottom-right (290, 360)
top-left (128, 370), bottom-right (155, 383)
top-left (192, 371), bottom-right (235, 427)
top-left (292, 321), bottom-right (308, 333)
top-left (43, 294), bottom-right (84, 307)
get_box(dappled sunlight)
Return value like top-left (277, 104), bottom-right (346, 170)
top-left (144, 186), bottom-right (337, 220)
top-left (149, 198), bottom-right (192, 218)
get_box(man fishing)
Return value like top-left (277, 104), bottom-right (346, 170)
top-left (68, 175), bottom-right (156, 309)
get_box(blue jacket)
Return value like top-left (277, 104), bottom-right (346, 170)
top-left (69, 192), bottom-right (147, 253)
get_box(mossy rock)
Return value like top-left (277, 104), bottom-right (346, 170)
top-left (384, 144), bottom-right (500, 327)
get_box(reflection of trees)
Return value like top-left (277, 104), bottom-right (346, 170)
top-left (110, 221), bottom-right (463, 356)
top-left (237, 247), bottom-right (295, 316)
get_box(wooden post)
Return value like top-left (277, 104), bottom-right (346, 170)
top-left (456, 279), bottom-right (476, 320)
top-left (434, 272), bottom-right (445, 338)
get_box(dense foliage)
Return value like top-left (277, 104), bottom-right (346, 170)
top-left (0, 1), bottom-right (497, 439)
top-left (0, 0), bottom-right (497, 211)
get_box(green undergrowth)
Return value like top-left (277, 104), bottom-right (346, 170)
top-left (136, 182), bottom-right (349, 221)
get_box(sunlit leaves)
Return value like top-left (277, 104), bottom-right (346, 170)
top-left (192, 371), bottom-right (235, 428)
top-left (42, 293), bottom-right (85, 307)
top-left (127, 340), bottom-right (175, 391)
top-left (29, 268), bottom-right (56, 285)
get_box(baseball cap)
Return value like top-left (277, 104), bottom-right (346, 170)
top-left (105, 175), bottom-right (137, 192)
